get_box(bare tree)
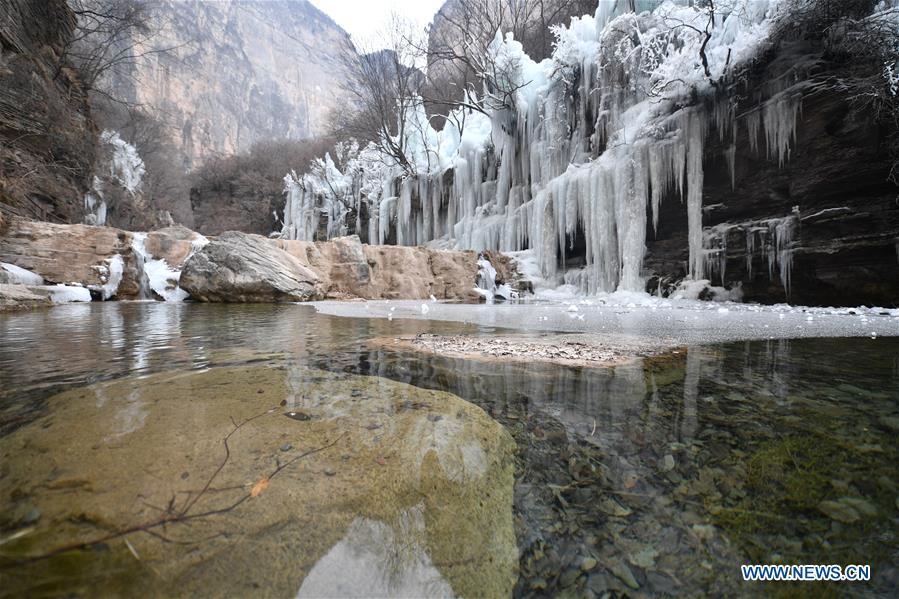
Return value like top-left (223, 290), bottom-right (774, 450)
top-left (423, 0), bottom-right (596, 122)
top-left (63, 0), bottom-right (185, 104)
top-left (330, 15), bottom-right (429, 175)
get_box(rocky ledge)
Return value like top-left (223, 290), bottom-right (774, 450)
top-left (0, 216), bottom-right (512, 308)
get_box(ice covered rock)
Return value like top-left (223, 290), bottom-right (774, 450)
top-left (0, 263), bottom-right (43, 285)
top-left (0, 218), bottom-right (141, 298)
top-left (180, 231), bottom-right (323, 302)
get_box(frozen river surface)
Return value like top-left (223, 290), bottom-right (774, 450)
top-left (313, 296), bottom-right (899, 347)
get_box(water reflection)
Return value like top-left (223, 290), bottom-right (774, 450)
top-left (297, 506), bottom-right (454, 599)
top-left (1, 303), bottom-right (897, 596)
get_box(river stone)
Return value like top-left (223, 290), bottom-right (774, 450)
top-left (838, 497), bottom-right (877, 518)
top-left (180, 231), bottom-right (322, 302)
top-left (818, 500), bottom-right (860, 523)
top-left (0, 283), bottom-right (50, 311)
top-left (607, 557), bottom-right (640, 589)
top-left (661, 454), bottom-right (676, 471)
top-left (0, 365), bottom-right (517, 597)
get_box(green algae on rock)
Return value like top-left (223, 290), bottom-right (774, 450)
top-left (0, 365), bottom-right (518, 598)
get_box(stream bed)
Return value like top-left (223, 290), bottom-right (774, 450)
top-left (0, 302), bottom-right (897, 597)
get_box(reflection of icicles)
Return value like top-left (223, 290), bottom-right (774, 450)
top-left (681, 348), bottom-right (701, 442)
top-left (762, 338), bottom-right (791, 402)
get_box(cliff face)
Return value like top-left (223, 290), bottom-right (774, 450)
top-left (107, 0), bottom-right (352, 170)
top-left (645, 48), bottom-right (899, 307)
top-left (189, 184), bottom-right (280, 236)
top-left (0, 0), bottom-right (95, 223)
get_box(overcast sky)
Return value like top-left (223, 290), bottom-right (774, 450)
top-left (309, 0), bottom-right (446, 49)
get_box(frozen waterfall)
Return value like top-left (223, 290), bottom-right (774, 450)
top-left (284, 0), bottom-right (809, 295)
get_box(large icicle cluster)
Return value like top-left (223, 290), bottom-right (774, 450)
top-left (702, 211), bottom-right (799, 296)
top-left (287, 0), bottom-right (812, 293)
top-left (281, 141), bottom-right (394, 242)
top-left (84, 130), bottom-right (146, 226)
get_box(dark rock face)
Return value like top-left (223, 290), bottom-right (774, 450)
top-left (180, 231), bottom-right (322, 302)
top-left (189, 185), bottom-right (280, 236)
top-left (0, 0), bottom-right (95, 223)
top-left (645, 53), bottom-right (899, 308)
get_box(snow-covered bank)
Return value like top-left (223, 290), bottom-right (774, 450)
top-left (313, 296), bottom-right (899, 347)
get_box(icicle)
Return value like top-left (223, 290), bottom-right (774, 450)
top-left (746, 109), bottom-right (761, 154)
top-left (684, 109), bottom-right (706, 281)
top-left (762, 92), bottom-right (802, 167)
top-left (725, 143), bottom-right (736, 190)
top-left (279, 1), bottom-right (805, 296)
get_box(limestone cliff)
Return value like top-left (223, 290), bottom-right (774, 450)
top-left (106, 0), bottom-right (353, 170)
top-left (0, 0), bottom-right (95, 223)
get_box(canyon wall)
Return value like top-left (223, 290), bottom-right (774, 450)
top-left (645, 48), bottom-right (899, 307)
top-left (0, 0), bottom-right (95, 223)
top-left (106, 0), bottom-right (352, 170)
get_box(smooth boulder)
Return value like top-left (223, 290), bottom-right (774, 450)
top-left (180, 231), bottom-right (321, 302)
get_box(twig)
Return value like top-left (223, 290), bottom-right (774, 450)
top-left (0, 407), bottom-right (346, 567)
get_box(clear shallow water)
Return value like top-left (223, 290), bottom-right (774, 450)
top-left (1, 302), bottom-right (898, 597)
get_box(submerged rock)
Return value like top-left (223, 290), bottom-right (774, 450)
top-left (180, 231), bottom-right (323, 302)
top-left (0, 365), bottom-right (517, 597)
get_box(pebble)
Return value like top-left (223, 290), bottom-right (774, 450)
top-left (608, 558), bottom-right (639, 589)
top-left (597, 497), bottom-right (632, 517)
top-left (280, 443), bottom-right (292, 452)
top-left (661, 454), bottom-right (675, 471)
top-left (22, 507), bottom-right (41, 524)
top-left (818, 500), bottom-right (860, 523)
top-left (323, 468), bottom-right (336, 476)
top-left (285, 411), bottom-right (311, 421)
top-left (581, 557), bottom-right (598, 572)
top-left (559, 568), bottom-right (580, 588)
top-left (838, 496), bottom-right (877, 518)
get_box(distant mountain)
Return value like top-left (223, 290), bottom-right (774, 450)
top-left (107, 0), bottom-right (354, 169)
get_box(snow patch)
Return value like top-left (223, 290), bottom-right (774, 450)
top-left (1, 263), bottom-right (44, 285)
top-left (47, 284), bottom-right (92, 304)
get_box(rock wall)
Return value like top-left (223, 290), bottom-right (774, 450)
top-left (0, 218), bottom-right (486, 304)
top-left (644, 51), bottom-right (899, 307)
top-left (181, 233), bottom-right (485, 303)
top-left (0, 0), bottom-right (95, 223)
top-left (189, 185), bottom-right (280, 236)
top-left (0, 217), bottom-right (204, 300)
top-left (105, 0), bottom-right (353, 170)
